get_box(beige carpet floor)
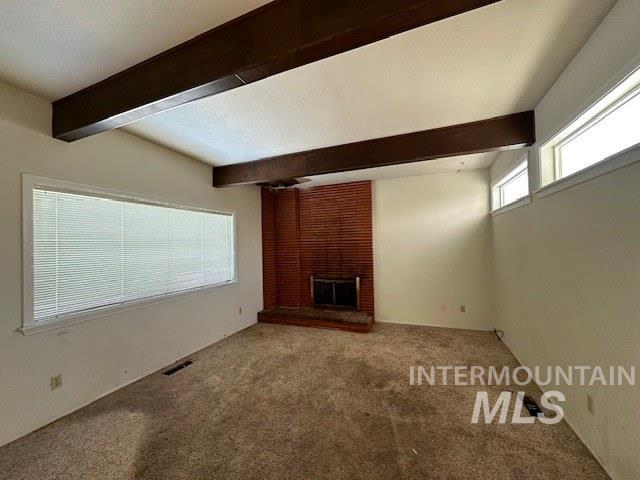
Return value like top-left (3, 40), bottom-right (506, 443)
top-left (0, 323), bottom-right (609, 480)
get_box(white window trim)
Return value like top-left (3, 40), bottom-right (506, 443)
top-left (537, 54), bottom-right (640, 191)
top-left (490, 196), bottom-right (531, 217)
top-left (535, 142), bottom-right (640, 199)
top-left (21, 174), bottom-right (239, 336)
top-left (552, 83), bottom-right (640, 180)
top-left (491, 155), bottom-right (530, 214)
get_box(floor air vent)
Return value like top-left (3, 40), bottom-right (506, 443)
top-left (523, 395), bottom-right (542, 416)
top-left (163, 360), bottom-right (193, 376)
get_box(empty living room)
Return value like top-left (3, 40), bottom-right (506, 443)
top-left (1, 1), bottom-right (639, 479)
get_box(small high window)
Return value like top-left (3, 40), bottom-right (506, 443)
top-left (492, 157), bottom-right (529, 211)
top-left (541, 67), bottom-right (640, 186)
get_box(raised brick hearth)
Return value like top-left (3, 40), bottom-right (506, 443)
top-left (258, 307), bottom-right (373, 333)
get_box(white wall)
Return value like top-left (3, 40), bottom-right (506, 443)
top-left (0, 82), bottom-right (263, 447)
top-left (374, 170), bottom-right (494, 330)
top-left (492, 1), bottom-right (640, 478)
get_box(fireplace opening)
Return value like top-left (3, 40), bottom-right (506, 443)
top-left (311, 276), bottom-right (360, 310)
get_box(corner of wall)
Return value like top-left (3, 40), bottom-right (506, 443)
top-left (0, 81), bottom-right (51, 136)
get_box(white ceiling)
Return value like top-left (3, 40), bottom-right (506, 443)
top-left (124, 0), bottom-right (613, 171)
top-left (302, 152), bottom-right (500, 187)
top-left (0, 0), bottom-right (270, 99)
top-left (0, 0), bottom-right (614, 182)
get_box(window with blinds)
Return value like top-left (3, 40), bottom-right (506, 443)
top-left (25, 180), bottom-right (235, 328)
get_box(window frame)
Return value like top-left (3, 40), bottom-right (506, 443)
top-left (553, 84), bottom-right (640, 179)
top-left (539, 64), bottom-right (640, 192)
top-left (491, 155), bottom-right (530, 215)
top-left (21, 174), bottom-right (238, 335)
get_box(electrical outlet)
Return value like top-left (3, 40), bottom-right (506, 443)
top-left (50, 374), bottom-right (63, 390)
top-left (460, 305), bottom-right (466, 313)
top-left (587, 394), bottom-right (595, 415)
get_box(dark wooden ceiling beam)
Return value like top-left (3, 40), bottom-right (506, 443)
top-left (211, 111), bottom-right (535, 187)
top-left (52, 0), bottom-right (501, 141)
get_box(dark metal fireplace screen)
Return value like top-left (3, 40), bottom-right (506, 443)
top-left (311, 276), bottom-right (360, 310)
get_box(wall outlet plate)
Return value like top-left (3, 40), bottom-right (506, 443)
top-left (50, 374), bottom-right (62, 390)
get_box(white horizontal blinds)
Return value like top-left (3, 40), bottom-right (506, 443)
top-left (33, 190), bottom-right (123, 322)
top-left (122, 201), bottom-right (170, 301)
top-left (203, 212), bottom-right (234, 285)
top-left (33, 190), bottom-right (58, 320)
top-left (168, 208), bottom-right (203, 293)
top-left (32, 188), bottom-right (235, 324)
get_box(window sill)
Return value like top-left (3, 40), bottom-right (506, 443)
top-left (490, 196), bottom-right (531, 217)
top-left (19, 280), bottom-right (238, 336)
top-left (536, 143), bottom-right (640, 199)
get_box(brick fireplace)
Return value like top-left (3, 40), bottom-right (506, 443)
top-left (258, 181), bottom-right (374, 332)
